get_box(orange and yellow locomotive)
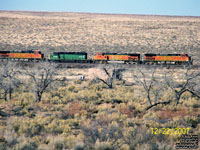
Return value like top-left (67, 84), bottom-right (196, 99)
top-left (0, 50), bottom-right (44, 61)
top-left (144, 53), bottom-right (192, 65)
top-left (94, 52), bottom-right (140, 64)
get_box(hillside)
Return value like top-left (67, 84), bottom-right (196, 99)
top-left (0, 11), bottom-right (200, 59)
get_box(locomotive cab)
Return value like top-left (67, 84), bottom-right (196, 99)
top-left (94, 52), bottom-right (108, 62)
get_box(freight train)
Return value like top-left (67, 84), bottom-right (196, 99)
top-left (0, 50), bottom-right (193, 65)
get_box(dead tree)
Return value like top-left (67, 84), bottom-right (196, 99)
top-left (133, 67), bottom-right (170, 110)
top-left (23, 62), bottom-right (62, 102)
top-left (165, 68), bottom-right (200, 106)
top-left (0, 61), bottom-right (20, 101)
top-left (133, 67), bottom-right (156, 106)
top-left (187, 74), bottom-right (200, 98)
top-left (95, 65), bottom-right (125, 89)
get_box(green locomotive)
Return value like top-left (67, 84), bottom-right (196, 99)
top-left (50, 52), bottom-right (88, 62)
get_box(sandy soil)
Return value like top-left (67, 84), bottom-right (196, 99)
top-left (0, 11), bottom-right (199, 63)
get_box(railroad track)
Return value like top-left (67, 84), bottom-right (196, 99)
top-left (13, 61), bottom-right (200, 69)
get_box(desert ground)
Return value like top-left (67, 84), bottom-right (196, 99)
top-left (0, 11), bottom-right (199, 150)
top-left (0, 11), bottom-right (200, 62)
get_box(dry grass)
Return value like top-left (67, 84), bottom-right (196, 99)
top-left (0, 11), bottom-right (200, 149)
top-left (0, 11), bottom-right (200, 63)
top-left (0, 76), bottom-right (199, 149)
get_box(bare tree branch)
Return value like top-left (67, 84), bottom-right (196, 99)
top-left (146, 100), bottom-right (172, 110)
top-left (164, 68), bottom-right (200, 106)
top-left (133, 67), bottom-right (158, 106)
top-left (133, 67), bottom-right (169, 109)
top-left (22, 62), bottom-right (63, 102)
top-left (95, 65), bottom-right (125, 89)
top-left (0, 61), bottom-right (20, 101)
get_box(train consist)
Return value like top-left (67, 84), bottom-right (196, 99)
top-left (0, 50), bottom-right (192, 65)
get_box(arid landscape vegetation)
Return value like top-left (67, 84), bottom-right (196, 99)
top-left (0, 11), bottom-right (200, 62)
top-left (0, 11), bottom-right (200, 150)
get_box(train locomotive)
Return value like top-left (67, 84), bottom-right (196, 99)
top-left (144, 53), bottom-right (192, 65)
top-left (0, 50), bottom-right (44, 61)
top-left (50, 52), bottom-right (91, 63)
top-left (94, 52), bottom-right (140, 64)
top-left (0, 50), bottom-right (193, 65)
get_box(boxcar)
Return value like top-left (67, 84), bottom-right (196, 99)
top-left (94, 52), bottom-right (140, 64)
top-left (144, 53), bottom-right (192, 65)
top-left (50, 52), bottom-right (88, 62)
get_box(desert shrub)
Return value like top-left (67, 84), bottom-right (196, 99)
top-left (0, 137), bottom-right (7, 150)
top-left (18, 140), bottom-right (38, 150)
top-left (3, 128), bottom-right (18, 148)
top-left (66, 101), bottom-right (84, 118)
top-left (192, 103), bottom-right (200, 108)
top-left (156, 142), bottom-right (174, 150)
top-left (74, 79), bottom-right (83, 84)
top-left (95, 140), bottom-right (114, 150)
top-left (88, 83), bottom-right (104, 92)
top-left (88, 79), bottom-right (101, 86)
top-left (64, 134), bottom-right (84, 149)
top-left (22, 122), bottom-right (43, 137)
top-left (68, 85), bottom-right (76, 92)
top-left (48, 136), bottom-right (65, 150)
top-left (186, 118), bottom-right (198, 128)
top-left (125, 127), bottom-right (155, 149)
top-left (74, 142), bottom-right (85, 150)
top-left (136, 143), bottom-right (158, 150)
top-left (81, 120), bottom-right (124, 149)
top-left (9, 118), bottom-right (44, 137)
top-left (21, 106), bottom-right (36, 118)
top-left (46, 119), bottom-right (67, 134)
top-left (0, 61), bottom-right (199, 150)
top-left (119, 104), bottom-right (135, 118)
top-left (17, 92), bottom-right (35, 105)
top-left (48, 96), bottom-right (62, 104)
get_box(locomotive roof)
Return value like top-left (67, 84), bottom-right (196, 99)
top-left (101, 53), bottom-right (140, 56)
top-left (0, 51), bottom-right (10, 53)
top-left (9, 50), bottom-right (42, 53)
top-left (53, 52), bottom-right (87, 55)
top-left (145, 53), bottom-right (188, 56)
top-left (0, 50), bottom-right (42, 53)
